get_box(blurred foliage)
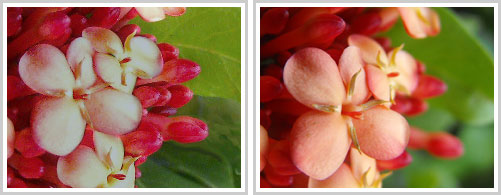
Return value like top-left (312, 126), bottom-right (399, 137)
top-left (382, 7), bottom-right (494, 188)
top-left (131, 8), bottom-right (242, 188)
top-left (131, 7), bottom-right (242, 103)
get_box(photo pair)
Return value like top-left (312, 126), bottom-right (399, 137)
top-left (1, 1), bottom-right (497, 193)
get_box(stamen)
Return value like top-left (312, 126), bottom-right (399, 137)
top-left (312, 104), bottom-right (341, 113)
top-left (342, 110), bottom-right (362, 119)
top-left (108, 174), bottom-right (126, 181)
top-left (416, 8), bottom-right (431, 25)
top-left (120, 57), bottom-right (131, 64)
top-left (361, 100), bottom-right (390, 111)
top-left (361, 167), bottom-right (372, 188)
top-left (370, 171), bottom-right (392, 188)
top-left (387, 72), bottom-right (400, 78)
top-left (73, 93), bottom-right (88, 100)
top-left (105, 147), bottom-right (115, 170)
top-left (376, 51), bottom-right (385, 69)
top-left (390, 44), bottom-right (404, 67)
top-left (389, 85), bottom-right (396, 105)
top-left (346, 68), bottom-right (362, 102)
top-left (347, 118), bottom-right (362, 154)
top-left (121, 71), bottom-right (127, 86)
top-left (77, 101), bottom-right (93, 129)
top-left (124, 30), bottom-right (137, 52)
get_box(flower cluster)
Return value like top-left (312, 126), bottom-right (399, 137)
top-left (7, 7), bottom-right (208, 188)
top-left (260, 7), bottom-right (463, 188)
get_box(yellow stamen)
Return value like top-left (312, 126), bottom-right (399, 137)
top-left (390, 44), bottom-right (405, 67)
top-left (416, 8), bottom-right (431, 26)
top-left (346, 68), bottom-right (362, 102)
top-left (124, 30), bottom-right (137, 52)
top-left (312, 104), bottom-right (341, 113)
top-left (347, 118), bottom-right (362, 154)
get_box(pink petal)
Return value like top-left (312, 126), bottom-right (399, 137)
top-left (290, 111), bottom-right (350, 180)
top-left (339, 46), bottom-right (370, 105)
top-left (347, 34), bottom-right (388, 65)
top-left (32, 96), bottom-right (86, 156)
top-left (283, 47), bottom-right (346, 110)
top-left (398, 8), bottom-right (441, 39)
top-left (387, 49), bottom-right (419, 94)
top-left (18, 44), bottom-right (75, 95)
top-left (365, 65), bottom-right (390, 101)
top-left (349, 148), bottom-right (377, 185)
top-left (308, 163), bottom-right (360, 188)
top-left (353, 106), bottom-right (410, 160)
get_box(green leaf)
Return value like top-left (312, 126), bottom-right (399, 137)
top-left (136, 95), bottom-right (241, 188)
top-left (383, 8), bottom-right (494, 125)
top-left (406, 107), bottom-right (455, 132)
top-left (131, 7), bottom-right (241, 102)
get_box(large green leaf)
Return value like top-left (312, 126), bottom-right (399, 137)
top-left (383, 7), bottom-right (494, 125)
top-left (131, 7), bottom-right (242, 102)
top-left (136, 95), bottom-right (241, 188)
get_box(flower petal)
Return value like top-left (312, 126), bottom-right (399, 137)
top-left (66, 37), bottom-right (97, 89)
top-left (353, 106), bottom-right (410, 160)
top-left (290, 111), bottom-right (351, 180)
top-left (365, 65), bottom-right (390, 102)
top-left (387, 50), bottom-right (419, 94)
top-left (283, 47), bottom-right (346, 110)
top-left (126, 36), bottom-right (163, 79)
top-left (57, 145), bottom-right (110, 188)
top-left (32, 96), bottom-right (86, 156)
top-left (163, 7), bottom-right (186, 17)
top-left (85, 88), bottom-right (142, 135)
top-left (18, 44), bottom-right (75, 95)
top-left (339, 46), bottom-right (370, 105)
top-left (349, 148), bottom-right (377, 186)
top-left (93, 131), bottom-right (125, 172)
top-left (398, 8), bottom-right (441, 39)
top-left (348, 34), bottom-right (388, 66)
top-left (135, 7), bottom-right (165, 22)
top-left (94, 53), bottom-right (136, 93)
top-left (7, 118), bottom-right (15, 158)
top-left (82, 27), bottom-right (124, 55)
top-left (107, 156), bottom-right (136, 188)
top-left (308, 163), bottom-right (360, 188)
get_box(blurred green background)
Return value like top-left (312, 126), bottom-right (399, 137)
top-left (382, 7), bottom-right (494, 188)
top-left (130, 7), bottom-right (242, 188)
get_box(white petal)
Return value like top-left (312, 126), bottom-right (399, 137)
top-left (135, 7), bottom-right (165, 22)
top-left (94, 53), bottom-right (136, 93)
top-left (93, 131), bottom-right (125, 172)
top-left (57, 145), bottom-right (110, 188)
top-left (107, 156), bottom-right (136, 188)
top-left (7, 118), bottom-right (15, 158)
top-left (126, 36), bottom-right (163, 79)
top-left (85, 88), bottom-right (142, 135)
top-left (66, 37), bottom-right (97, 89)
top-left (32, 96), bottom-right (86, 156)
top-left (18, 44), bottom-right (75, 96)
top-left (82, 27), bottom-right (124, 56)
